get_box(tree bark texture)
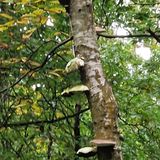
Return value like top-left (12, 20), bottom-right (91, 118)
top-left (69, 0), bottom-right (122, 159)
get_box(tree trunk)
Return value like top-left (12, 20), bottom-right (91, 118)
top-left (74, 104), bottom-right (81, 160)
top-left (65, 0), bottom-right (122, 159)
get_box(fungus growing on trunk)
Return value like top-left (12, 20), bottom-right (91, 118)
top-left (77, 146), bottom-right (97, 158)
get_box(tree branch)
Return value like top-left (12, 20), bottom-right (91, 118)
top-left (98, 33), bottom-right (160, 39)
top-left (132, 2), bottom-right (160, 5)
top-left (1, 33), bottom-right (158, 94)
top-left (147, 28), bottom-right (160, 43)
top-left (0, 36), bottom-right (73, 94)
top-left (0, 107), bottom-right (89, 128)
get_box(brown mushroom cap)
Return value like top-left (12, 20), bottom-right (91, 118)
top-left (90, 139), bottom-right (116, 147)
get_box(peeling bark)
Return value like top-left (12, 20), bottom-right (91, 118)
top-left (68, 0), bottom-right (122, 159)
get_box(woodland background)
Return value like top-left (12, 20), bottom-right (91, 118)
top-left (0, 0), bottom-right (160, 159)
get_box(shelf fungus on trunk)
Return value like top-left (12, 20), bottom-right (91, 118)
top-left (91, 139), bottom-right (116, 159)
top-left (90, 139), bottom-right (116, 147)
top-left (77, 146), bottom-right (97, 158)
top-left (61, 84), bottom-right (89, 96)
top-left (76, 140), bottom-right (116, 158)
top-left (65, 57), bottom-right (84, 74)
top-left (95, 26), bottom-right (106, 34)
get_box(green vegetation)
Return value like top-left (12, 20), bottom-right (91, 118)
top-left (0, 0), bottom-right (160, 159)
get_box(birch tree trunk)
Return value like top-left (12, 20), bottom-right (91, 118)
top-left (62, 0), bottom-right (123, 159)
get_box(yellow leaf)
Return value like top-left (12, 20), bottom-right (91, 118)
top-left (0, 25), bottom-right (8, 32)
top-left (21, 57), bottom-right (28, 62)
top-left (50, 0), bottom-right (60, 5)
top-left (33, 0), bottom-right (44, 3)
top-left (5, 20), bottom-right (15, 27)
top-left (34, 137), bottom-right (48, 153)
top-left (33, 9), bottom-right (45, 16)
top-left (17, 17), bottom-right (29, 24)
top-left (15, 108), bottom-right (23, 115)
top-left (35, 92), bottom-right (42, 100)
top-left (21, 13), bottom-right (34, 18)
top-left (15, 107), bottom-right (28, 115)
top-left (17, 44), bottom-right (25, 50)
top-left (1, 57), bottom-right (20, 65)
top-left (55, 111), bottom-right (64, 118)
top-left (32, 102), bottom-right (43, 116)
top-left (0, 13), bottom-right (12, 19)
top-left (21, 0), bottom-right (30, 4)
top-left (54, 32), bottom-right (61, 36)
top-left (15, 100), bottom-right (29, 115)
top-left (47, 8), bottom-right (65, 14)
top-left (22, 28), bottom-right (36, 40)
top-left (40, 16), bottom-right (47, 24)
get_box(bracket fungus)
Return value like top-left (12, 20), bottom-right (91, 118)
top-left (90, 139), bottom-right (116, 147)
top-left (77, 146), bottom-right (97, 158)
top-left (65, 57), bottom-right (84, 74)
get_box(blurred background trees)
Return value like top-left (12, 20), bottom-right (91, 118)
top-left (0, 0), bottom-right (160, 159)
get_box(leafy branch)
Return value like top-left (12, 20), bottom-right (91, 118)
top-left (0, 107), bottom-right (89, 128)
top-left (0, 36), bottom-right (73, 94)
